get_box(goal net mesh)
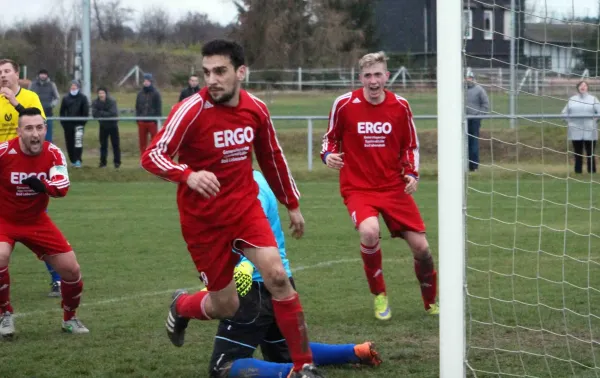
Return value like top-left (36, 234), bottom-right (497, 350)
top-left (463, 0), bottom-right (600, 376)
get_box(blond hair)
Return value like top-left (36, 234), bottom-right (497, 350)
top-left (358, 51), bottom-right (388, 71)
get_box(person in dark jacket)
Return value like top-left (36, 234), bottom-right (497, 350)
top-left (59, 80), bottom-right (89, 167)
top-left (92, 87), bottom-right (121, 168)
top-left (178, 74), bottom-right (200, 102)
top-left (135, 73), bottom-right (162, 155)
top-left (28, 69), bottom-right (60, 142)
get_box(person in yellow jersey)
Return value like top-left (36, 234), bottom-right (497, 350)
top-left (0, 58), bottom-right (62, 297)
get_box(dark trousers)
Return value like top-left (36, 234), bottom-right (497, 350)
top-left (572, 140), bottom-right (597, 174)
top-left (208, 279), bottom-right (296, 377)
top-left (467, 119), bottom-right (482, 171)
top-left (99, 125), bottom-right (121, 167)
top-left (62, 124), bottom-right (85, 163)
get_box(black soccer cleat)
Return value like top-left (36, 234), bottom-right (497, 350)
top-left (166, 289), bottom-right (190, 347)
top-left (48, 281), bottom-right (61, 298)
top-left (287, 364), bottom-right (325, 378)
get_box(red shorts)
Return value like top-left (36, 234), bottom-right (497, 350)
top-left (343, 190), bottom-right (426, 238)
top-left (0, 214), bottom-right (72, 259)
top-left (181, 200), bottom-right (277, 292)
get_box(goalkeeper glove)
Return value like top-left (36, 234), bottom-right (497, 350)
top-left (22, 176), bottom-right (46, 193)
top-left (234, 261), bottom-right (254, 297)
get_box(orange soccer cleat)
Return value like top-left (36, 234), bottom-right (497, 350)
top-left (354, 341), bottom-right (383, 367)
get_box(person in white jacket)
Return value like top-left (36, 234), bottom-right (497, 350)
top-left (562, 81), bottom-right (600, 174)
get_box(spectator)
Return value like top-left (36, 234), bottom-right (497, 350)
top-left (465, 71), bottom-right (490, 172)
top-left (562, 80), bottom-right (600, 174)
top-left (59, 80), bottom-right (89, 168)
top-left (135, 73), bottom-right (162, 155)
top-left (92, 87), bottom-right (121, 169)
top-left (28, 69), bottom-right (60, 142)
top-left (178, 74), bottom-right (200, 102)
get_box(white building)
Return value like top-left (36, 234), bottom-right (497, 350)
top-left (522, 23), bottom-right (595, 75)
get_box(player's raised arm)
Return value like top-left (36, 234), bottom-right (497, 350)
top-left (141, 96), bottom-right (203, 183)
top-left (43, 144), bottom-right (70, 197)
top-left (396, 96), bottom-right (420, 179)
top-left (321, 93), bottom-right (351, 167)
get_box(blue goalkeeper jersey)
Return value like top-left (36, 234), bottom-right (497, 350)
top-left (238, 171), bottom-right (292, 281)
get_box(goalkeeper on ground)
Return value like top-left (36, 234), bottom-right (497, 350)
top-left (204, 170), bottom-right (381, 378)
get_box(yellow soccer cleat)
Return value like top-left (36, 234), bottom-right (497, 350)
top-left (426, 303), bottom-right (440, 315)
top-left (374, 293), bottom-right (391, 320)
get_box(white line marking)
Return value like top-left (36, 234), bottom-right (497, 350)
top-left (13, 258), bottom-right (401, 319)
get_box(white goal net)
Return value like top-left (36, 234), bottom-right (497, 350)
top-left (461, 0), bottom-right (600, 376)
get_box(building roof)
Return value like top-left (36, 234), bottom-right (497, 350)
top-left (523, 23), bottom-right (598, 44)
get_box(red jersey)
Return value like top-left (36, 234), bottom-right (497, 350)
top-left (321, 89), bottom-right (420, 196)
top-left (141, 88), bottom-right (300, 227)
top-left (0, 138), bottom-right (70, 223)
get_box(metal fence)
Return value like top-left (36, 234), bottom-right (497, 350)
top-left (46, 113), bottom-right (581, 171)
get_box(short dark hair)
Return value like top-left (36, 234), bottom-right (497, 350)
top-left (38, 69), bottom-right (49, 75)
top-left (19, 107), bottom-right (43, 118)
top-left (0, 59), bottom-right (19, 73)
top-left (201, 40), bottom-right (245, 69)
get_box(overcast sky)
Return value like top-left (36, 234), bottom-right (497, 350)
top-left (0, 0), bottom-right (598, 28)
top-left (1, 0), bottom-right (239, 27)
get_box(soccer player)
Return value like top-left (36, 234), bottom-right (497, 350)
top-left (141, 40), bottom-right (321, 378)
top-left (207, 170), bottom-right (382, 378)
top-left (0, 58), bottom-right (62, 297)
top-left (0, 107), bottom-right (89, 337)
top-left (321, 51), bottom-right (439, 320)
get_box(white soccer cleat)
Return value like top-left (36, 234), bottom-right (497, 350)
top-left (0, 311), bottom-right (15, 338)
top-left (62, 317), bottom-right (89, 334)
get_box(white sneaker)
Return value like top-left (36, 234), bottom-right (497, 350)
top-left (62, 317), bottom-right (89, 334)
top-left (0, 311), bottom-right (15, 338)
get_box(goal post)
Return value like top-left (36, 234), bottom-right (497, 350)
top-left (437, 0), bottom-right (466, 377)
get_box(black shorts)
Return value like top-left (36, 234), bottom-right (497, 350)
top-left (208, 278), bottom-right (295, 377)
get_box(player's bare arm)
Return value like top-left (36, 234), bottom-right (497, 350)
top-left (287, 207), bottom-right (305, 239)
top-left (325, 152), bottom-right (344, 170)
top-left (186, 170), bottom-right (220, 199)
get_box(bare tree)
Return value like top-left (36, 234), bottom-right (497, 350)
top-left (232, 0), bottom-right (362, 68)
top-left (172, 12), bottom-right (229, 47)
top-left (50, 0), bottom-right (82, 82)
top-left (137, 7), bottom-right (171, 45)
top-left (93, 0), bottom-right (135, 43)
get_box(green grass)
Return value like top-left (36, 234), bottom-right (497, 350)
top-left (2, 175), bottom-right (599, 377)
top-left (4, 90), bottom-right (597, 377)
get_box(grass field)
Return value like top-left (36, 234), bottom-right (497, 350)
top-left (2, 90), bottom-right (599, 377)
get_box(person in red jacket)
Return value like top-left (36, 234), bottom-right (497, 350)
top-left (141, 40), bottom-right (321, 378)
top-left (0, 107), bottom-right (88, 338)
top-left (321, 51), bottom-right (438, 321)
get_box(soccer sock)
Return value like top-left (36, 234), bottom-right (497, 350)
top-left (414, 254), bottom-right (437, 309)
top-left (0, 266), bottom-right (13, 313)
top-left (44, 261), bottom-right (61, 282)
top-left (310, 342), bottom-right (359, 365)
top-left (229, 359), bottom-right (293, 377)
top-left (61, 276), bottom-right (83, 321)
top-left (175, 291), bottom-right (212, 320)
top-left (272, 293), bottom-right (313, 372)
top-left (360, 242), bottom-right (386, 295)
